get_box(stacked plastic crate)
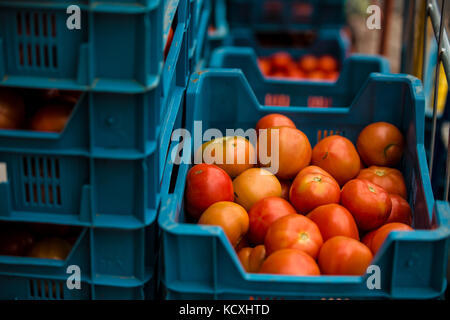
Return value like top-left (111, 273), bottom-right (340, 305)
top-left (0, 0), bottom-right (189, 299)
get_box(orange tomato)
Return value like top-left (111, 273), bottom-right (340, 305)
top-left (164, 27), bottom-right (174, 61)
top-left (271, 52), bottom-right (294, 72)
top-left (386, 194), bottom-right (412, 226)
top-left (264, 213), bottom-right (323, 259)
top-left (31, 103), bottom-right (73, 132)
top-left (198, 201), bottom-right (249, 247)
top-left (311, 135), bottom-right (361, 186)
top-left (357, 166), bottom-right (407, 199)
top-left (361, 230), bottom-right (376, 249)
top-left (318, 55), bottom-right (338, 73)
top-left (307, 204), bottom-right (359, 241)
top-left (298, 55), bottom-right (318, 73)
top-left (259, 248), bottom-right (320, 276)
top-left (235, 234), bottom-right (250, 251)
top-left (196, 136), bottom-right (257, 178)
top-left (0, 89), bottom-right (25, 129)
top-left (238, 245), bottom-right (267, 273)
top-left (248, 196), bottom-right (297, 245)
top-left (341, 179), bottom-right (392, 231)
top-left (357, 122), bottom-right (405, 167)
top-left (289, 169), bottom-right (340, 214)
top-left (258, 58), bottom-right (272, 76)
top-left (369, 223), bottom-right (413, 254)
top-left (307, 70), bottom-right (327, 81)
top-left (255, 114), bottom-right (296, 132)
top-left (28, 238), bottom-right (72, 260)
top-left (318, 236), bottom-right (373, 275)
top-left (324, 71), bottom-right (339, 82)
top-left (259, 127), bottom-right (312, 180)
top-left (295, 165), bottom-right (333, 178)
top-left (232, 168), bottom-right (282, 211)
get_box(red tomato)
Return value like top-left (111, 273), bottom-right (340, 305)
top-left (198, 201), bottom-right (249, 247)
top-left (357, 122), bottom-right (405, 167)
top-left (386, 194), bottom-right (412, 226)
top-left (318, 55), bottom-right (338, 73)
top-left (248, 196), bottom-right (297, 245)
top-left (298, 55), bottom-right (318, 73)
top-left (307, 70), bottom-right (327, 81)
top-left (271, 52), bottom-right (294, 72)
top-left (264, 214), bottom-right (323, 259)
top-left (307, 204), bottom-right (359, 241)
top-left (288, 68), bottom-right (306, 80)
top-left (0, 89), bottom-right (25, 129)
top-left (28, 238), bottom-right (72, 260)
top-left (255, 114), bottom-right (296, 133)
top-left (259, 127), bottom-right (312, 180)
top-left (259, 248), bottom-right (320, 276)
top-left (361, 230), bottom-right (376, 249)
top-left (31, 103), bottom-right (73, 132)
top-left (324, 71), bottom-right (339, 82)
top-left (289, 169), bottom-right (340, 214)
top-left (279, 179), bottom-right (291, 200)
top-left (258, 58), bottom-right (272, 76)
top-left (318, 236), bottom-right (373, 275)
top-left (185, 164), bottom-right (234, 220)
top-left (357, 166), bottom-right (407, 199)
top-left (369, 223), bottom-right (413, 254)
top-left (311, 135), bottom-right (361, 186)
top-left (295, 165), bottom-right (333, 178)
top-left (341, 179), bottom-right (392, 231)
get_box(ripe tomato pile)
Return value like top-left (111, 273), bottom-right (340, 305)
top-left (0, 88), bottom-right (79, 132)
top-left (258, 52), bottom-right (339, 82)
top-left (0, 222), bottom-right (79, 260)
top-left (185, 114), bottom-right (414, 276)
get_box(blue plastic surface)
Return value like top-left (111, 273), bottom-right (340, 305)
top-left (207, 0), bottom-right (229, 52)
top-left (158, 69), bottom-right (450, 299)
top-left (188, 0), bottom-right (211, 70)
top-left (226, 0), bottom-right (347, 31)
top-left (210, 48), bottom-right (390, 107)
top-left (0, 0), bottom-right (188, 93)
top-left (0, 226), bottom-right (157, 299)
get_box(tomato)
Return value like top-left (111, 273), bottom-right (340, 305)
top-left (288, 68), bottom-right (306, 79)
top-left (248, 196), bottom-right (297, 245)
top-left (357, 122), bottom-right (405, 167)
top-left (259, 127), bottom-right (312, 179)
top-left (264, 213), bottom-right (323, 259)
top-left (233, 168), bottom-right (282, 211)
top-left (185, 164), bottom-right (234, 220)
top-left (318, 236), bottom-right (373, 275)
top-left (271, 52), bottom-right (294, 72)
top-left (289, 168), bottom-right (340, 214)
top-left (259, 248), bottom-right (320, 276)
top-left (198, 201), bottom-right (249, 247)
top-left (386, 194), bottom-right (412, 226)
top-left (279, 179), bottom-right (291, 200)
top-left (361, 230), bottom-right (376, 249)
top-left (0, 88), bottom-right (25, 129)
top-left (357, 166), bottom-right (407, 199)
top-left (295, 165), bottom-right (333, 178)
top-left (318, 55), bottom-right (338, 73)
top-left (369, 223), bottom-right (413, 254)
top-left (0, 228), bottom-right (35, 256)
top-left (164, 27), bottom-right (174, 61)
top-left (31, 103), bottom-right (73, 132)
top-left (196, 136), bottom-right (257, 178)
top-left (306, 204), bottom-right (359, 241)
top-left (28, 238), bottom-right (72, 260)
top-left (235, 234), bottom-right (250, 251)
top-left (324, 71), bottom-right (339, 82)
top-left (258, 58), bottom-right (272, 76)
top-left (307, 70), bottom-right (327, 81)
top-left (341, 179), bottom-right (392, 231)
top-left (311, 135), bottom-right (361, 186)
top-left (255, 114), bottom-right (296, 133)
top-left (298, 55), bottom-right (318, 73)
top-left (239, 245), bottom-right (267, 273)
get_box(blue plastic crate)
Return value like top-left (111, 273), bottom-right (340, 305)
top-left (0, 76), bottom-right (185, 229)
top-left (0, 226), bottom-right (157, 299)
top-left (220, 27), bottom-right (351, 67)
top-left (226, 0), bottom-right (347, 31)
top-left (0, 0), bottom-right (188, 93)
top-left (188, 0), bottom-right (211, 70)
top-left (158, 69), bottom-right (450, 299)
top-left (209, 48), bottom-right (389, 107)
top-left (207, 0), bottom-right (229, 53)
